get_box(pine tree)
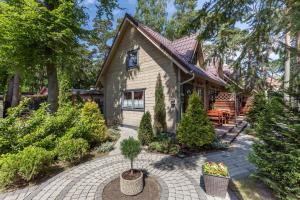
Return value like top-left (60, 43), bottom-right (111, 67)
top-left (135, 0), bottom-right (167, 34)
top-left (138, 111), bottom-right (154, 145)
top-left (249, 94), bottom-right (300, 199)
top-left (247, 92), bottom-right (267, 128)
top-left (177, 91), bottom-right (215, 148)
top-left (90, 0), bottom-right (119, 65)
top-left (166, 0), bottom-right (197, 40)
top-left (153, 73), bottom-right (167, 134)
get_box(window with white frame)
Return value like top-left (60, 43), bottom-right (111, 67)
top-left (122, 90), bottom-right (144, 110)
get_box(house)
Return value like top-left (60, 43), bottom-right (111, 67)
top-left (96, 14), bottom-right (233, 133)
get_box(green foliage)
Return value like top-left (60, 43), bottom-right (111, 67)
top-left (177, 91), bottom-right (215, 148)
top-left (0, 99), bottom-right (108, 187)
top-left (69, 101), bottom-right (107, 146)
top-left (249, 95), bottom-right (300, 200)
top-left (0, 146), bottom-right (53, 188)
top-left (166, 0), bottom-right (197, 40)
top-left (203, 162), bottom-right (228, 177)
top-left (149, 140), bottom-right (179, 155)
top-left (247, 92), bottom-right (267, 128)
top-left (17, 146), bottom-right (53, 181)
top-left (148, 132), bottom-right (180, 154)
top-left (138, 111), bottom-right (154, 145)
top-left (0, 154), bottom-right (18, 188)
top-left (58, 73), bottom-right (72, 106)
top-left (121, 137), bottom-right (141, 170)
top-left (56, 138), bottom-right (89, 163)
top-left (15, 104), bottom-right (79, 151)
top-left (96, 141), bottom-right (114, 153)
top-left (106, 128), bottom-right (120, 142)
top-left (135, 0), bottom-right (168, 34)
top-left (211, 137), bottom-right (229, 150)
top-left (153, 73), bottom-right (167, 134)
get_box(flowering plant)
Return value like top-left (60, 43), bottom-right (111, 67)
top-left (203, 161), bottom-right (229, 177)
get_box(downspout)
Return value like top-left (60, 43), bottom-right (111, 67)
top-left (179, 71), bottom-right (195, 119)
top-left (180, 71), bottom-right (195, 86)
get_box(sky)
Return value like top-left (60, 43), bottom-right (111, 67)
top-left (81, 0), bottom-right (208, 30)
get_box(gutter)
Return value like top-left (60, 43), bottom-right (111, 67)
top-left (180, 71), bottom-right (195, 86)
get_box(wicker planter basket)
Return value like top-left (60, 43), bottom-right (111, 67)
top-left (120, 171), bottom-right (143, 196)
top-left (203, 173), bottom-right (230, 198)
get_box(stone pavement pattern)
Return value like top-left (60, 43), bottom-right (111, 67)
top-left (0, 127), bottom-right (255, 200)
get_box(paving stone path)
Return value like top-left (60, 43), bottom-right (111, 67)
top-left (0, 127), bottom-right (255, 200)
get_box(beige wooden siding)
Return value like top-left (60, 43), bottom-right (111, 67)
top-left (102, 25), bottom-right (177, 132)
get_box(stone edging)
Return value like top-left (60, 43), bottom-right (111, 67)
top-left (96, 174), bottom-right (169, 200)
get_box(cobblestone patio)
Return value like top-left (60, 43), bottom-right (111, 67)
top-left (0, 127), bottom-right (255, 200)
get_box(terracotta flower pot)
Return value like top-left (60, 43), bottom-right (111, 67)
top-left (203, 174), bottom-right (230, 198)
top-left (120, 170), bottom-right (143, 195)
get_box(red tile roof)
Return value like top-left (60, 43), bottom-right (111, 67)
top-left (98, 14), bottom-right (227, 87)
top-left (128, 15), bottom-right (227, 86)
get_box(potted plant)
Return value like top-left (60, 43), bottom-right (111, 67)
top-left (203, 161), bottom-right (230, 198)
top-left (120, 137), bottom-right (143, 195)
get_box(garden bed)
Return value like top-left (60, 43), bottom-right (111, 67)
top-left (102, 176), bottom-right (160, 200)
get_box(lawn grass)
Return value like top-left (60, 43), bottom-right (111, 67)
top-left (230, 176), bottom-right (277, 200)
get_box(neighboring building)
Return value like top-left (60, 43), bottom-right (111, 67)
top-left (71, 89), bottom-right (104, 113)
top-left (96, 14), bottom-right (231, 132)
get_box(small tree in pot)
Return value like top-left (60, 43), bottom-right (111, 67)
top-left (120, 137), bottom-right (143, 195)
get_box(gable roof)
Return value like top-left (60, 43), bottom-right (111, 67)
top-left (97, 14), bottom-right (227, 87)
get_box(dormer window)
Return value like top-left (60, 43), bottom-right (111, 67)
top-left (126, 48), bottom-right (139, 70)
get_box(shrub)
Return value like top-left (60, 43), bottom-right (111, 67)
top-left (177, 91), bottom-right (215, 148)
top-left (96, 141), bottom-right (114, 153)
top-left (121, 137), bottom-right (141, 172)
top-left (249, 96), bottom-right (300, 199)
top-left (106, 128), bottom-right (120, 142)
top-left (247, 92), bottom-right (267, 128)
top-left (153, 73), bottom-right (167, 134)
top-left (15, 104), bottom-right (79, 151)
top-left (79, 101), bottom-right (107, 146)
top-left (148, 141), bottom-right (179, 155)
top-left (203, 162), bottom-right (228, 177)
top-left (211, 137), bottom-right (229, 150)
top-left (17, 146), bottom-right (53, 181)
top-left (56, 138), bottom-right (89, 163)
top-left (138, 111), bottom-right (154, 145)
top-left (0, 98), bottom-right (31, 154)
top-left (0, 154), bottom-right (18, 188)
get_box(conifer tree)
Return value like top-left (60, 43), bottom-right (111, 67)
top-left (249, 94), bottom-right (300, 199)
top-left (138, 111), bottom-right (154, 145)
top-left (153, 73), bottom-right (167, 134)
top-left (246, 92), bottom-right (267, 128)
top-left (177, 91), bottom-right (215, 148)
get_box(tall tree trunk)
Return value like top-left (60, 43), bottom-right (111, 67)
top-left (11, 72), bottom-right (21, 107)
top-left (4, 77), bottom-right (14, 117)
top-left (296, 32), bottom-right (300, 110)
top-left (284, 32), bottom-right (291, 105)
top-left (47, 63), bottom-right (59, 113)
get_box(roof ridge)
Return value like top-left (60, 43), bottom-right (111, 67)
top-left (172, 33), bottom-right (198, 43)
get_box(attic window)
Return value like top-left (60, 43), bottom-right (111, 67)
top-left (126, 48), bottom-right (139, 70)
